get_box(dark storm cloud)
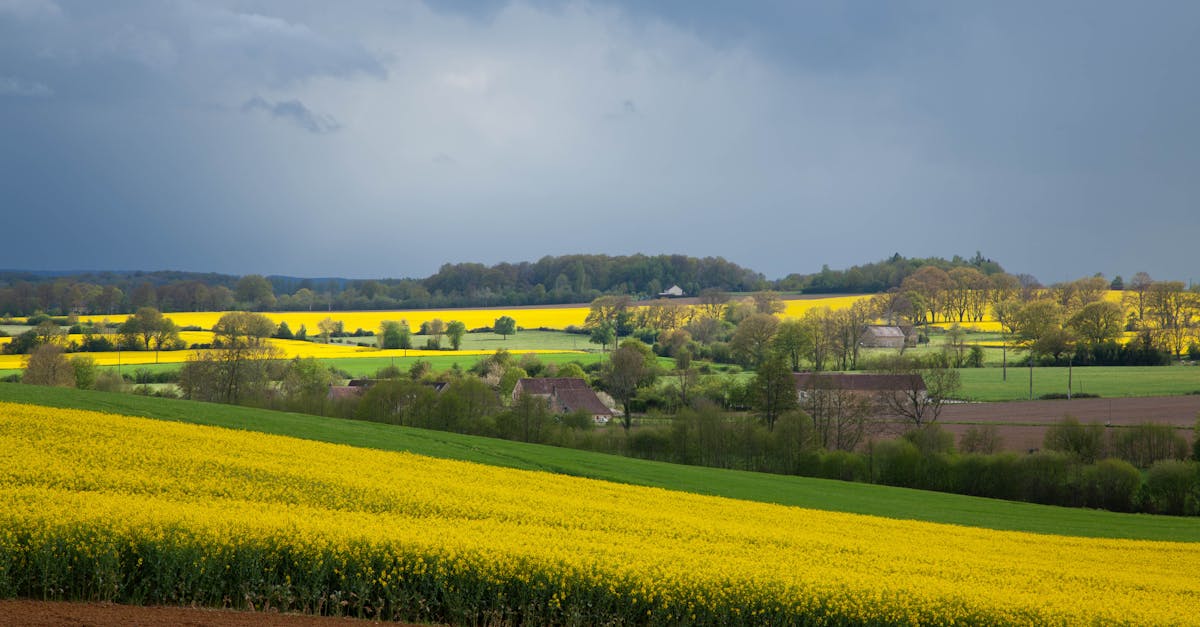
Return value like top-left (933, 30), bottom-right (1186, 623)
top-left (242, 97), bottom-right (341, 134)
top-left (1, 1), bottom-right (1198, 282)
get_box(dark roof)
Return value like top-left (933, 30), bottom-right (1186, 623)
top-left (327, 385), bottom-right (363, 400)
top-left (516, 377), bottom-right (589, 396)
top-left (861, 326), bottom-right (905, 338)
top-left (551, 388), bottom-right (614, 416)
top-left (423, 381), bottom-right (450, 393)
top-left (793, 373), bottom-right (925, 392)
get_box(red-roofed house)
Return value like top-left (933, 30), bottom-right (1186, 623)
top-left (513, 377), bottom-right (615, 425)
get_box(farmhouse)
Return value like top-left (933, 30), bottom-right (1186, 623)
top-left (792, 373), bottom-right (926, 402)
top-left (858, 325), bottom-right (911, 349)
top-left (657, 285), bottom-right (685, 298)
top-left (513, 377), bottom-right (615, 424)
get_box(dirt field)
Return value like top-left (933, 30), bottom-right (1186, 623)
top-left (0, 601), bottom-right (411, 627)
top-left (936, 395), bottom-right (1200, 452)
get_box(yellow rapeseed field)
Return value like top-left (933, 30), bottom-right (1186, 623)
top-left (87, 306), bottom-right (594, 335)
top-left (1, 401), bottom-right (1197, 625)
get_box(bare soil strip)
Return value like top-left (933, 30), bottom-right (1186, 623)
top-left (935, 395), bottom-right (1199, 452)
top-left (0, 601), bottom-right (412, 627)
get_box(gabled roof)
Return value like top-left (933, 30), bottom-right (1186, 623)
top-left (551, 388), bottom-right (614, 416)
top-left (793, 373), bottom-right (925, 392)
top-left (328, 385), bottom-right (363, 400)
top-left (516, 377), bottom-right (589, 396)
top-left (861, 326), bottom-right (906, 338)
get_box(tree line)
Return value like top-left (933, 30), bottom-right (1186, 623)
top-left (0, 252), bottom-right (1022, 316)
top-left (0, 254), bottom-right (766, 316)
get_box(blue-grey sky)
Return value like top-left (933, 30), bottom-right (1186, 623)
top-left (2, 0), bottom-right (1198, 282)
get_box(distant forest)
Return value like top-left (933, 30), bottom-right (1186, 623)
top-left (0, 253), bottom-right (1007, 316)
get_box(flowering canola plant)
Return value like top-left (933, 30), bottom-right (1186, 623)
top-left (2, 402), bottom-right (1198, 624)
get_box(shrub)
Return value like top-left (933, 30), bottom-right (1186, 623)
top-left (1015, 451), bottom-right (1076, 506)
top-left (628, 428), bottom-right (672, 460)
top-left (1043, 416), bottom-right (1105, 463)
top-left (902, 424), bottom-right (955, 455)
top-left (959, 425), bottom-right (1002, 454)
top-left (871, 438), bottom-right (922, 488)
top-left (1082, 459), bottom-right (1142, 512)
top-left (1144, 460), bottom-right (1200, 515)
top-left (93, 370), bottom-right (126, 393)
top-left (70, 355), bottom-right (97, 390)
top-left (1111, 423), bottom-right (1189, 468)
top-left (21, 343), bottom-right (74, 387)
top-left (818, 450), bottom-right (868, 482)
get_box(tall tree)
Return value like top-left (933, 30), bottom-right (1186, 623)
top-left (1068, 300), bottom-right (1125, 346)
top-left (180, 311), bottom-right (280, 404)
top-left (446, 320), bottom-right (467, 350)
top-left (602, 340), bottom-right (658, 430)
top-left (730, 313), bottom-right (779, 368)
top-left (749, 353), bottom-right (797, 431)
top-left (493, 315), bottom-right (517, 340)
top-left (876, 355), bottom-right (962, 429)
top-left (235, 274), bottom-right (277, 310)
top-left (22, 343), bottom-right (74, 387)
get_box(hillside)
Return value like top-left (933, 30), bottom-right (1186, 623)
top-left (2, 383), bottom-right (1197, 542)
top-left (3, 401), bottom-right (1197, 625)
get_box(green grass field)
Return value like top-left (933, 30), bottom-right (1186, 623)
top-left (2, 382), bottom-right (1197, 542)
top-left (956, 365), bottom-right (1200, 401)
top-left (338, 329), bottom-right (593, 351)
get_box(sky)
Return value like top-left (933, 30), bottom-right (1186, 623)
top-left (1, 0), bottom-right (1198, 283)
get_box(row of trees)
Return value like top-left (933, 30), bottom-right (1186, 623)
top-left (2, 307), bottom-right (186, 362)
top-left (0, 254), bottom-right (767, 316)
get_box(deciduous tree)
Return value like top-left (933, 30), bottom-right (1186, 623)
top-left (493, 315), bottom-right (517, 340)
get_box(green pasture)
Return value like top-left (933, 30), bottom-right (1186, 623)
top-left (955, 365), bottom-right (1200, 401)
top-left (338, 329), bottom-right (593, 351)
top-left (2, 383), bottom-right (1197, 542)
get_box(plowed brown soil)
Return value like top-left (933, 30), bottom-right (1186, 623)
top-left (0, 600), bottom-right (420, 627)
top-left (936, 395), bottom-right (1199, 452)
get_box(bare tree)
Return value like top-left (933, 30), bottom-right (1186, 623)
top-left (801, 383), bottom-right (877, 451)
top-left (875, 355), bottom-right (961, 429)
top-left (22, 343), bottom-right (74, 387)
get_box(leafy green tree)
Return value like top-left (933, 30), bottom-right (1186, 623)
top-left (602, 340), bottom-right (658, 430)
top-left (1043, 416), bottom-right (1106, 463)
top-left (274, 321), bottom-right (294, 339)
top-left (180, 312), bottom-right (280, 404)
top-left (1068, 300), bottom-right (1125, 346)
top-left (730, 313), bottom-right (779, 368)
top-left (493, 315), bottom-right (517, 340)
top-left (235, 274), bottom-right (276, 310)
top-left (355, 379), bottom-right (438, 426)
top-left (120, 307), bottom-right (164, 350)
top-left (281, 357), bottom-right (333, 415)
top-left (772, 319), bottom-right (812, 372)
top-left (70, 355), bottom-right (97, 390)
top-left (149, 318), bottom-right (181, 363)
top-left (749, 353), bottom-right (797, 431)
top-left (588, 322), bottom-right (614, 353)
top-left (446, 320), bottom-right (467, 350)
top-left (379, 320), bottom-right (412, 349)
top-left (585, 295), bottom-right (633, 336)
top-left (317, 317), bottom-right (341, 344)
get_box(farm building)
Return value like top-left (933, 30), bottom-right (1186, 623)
top-left (792, 373), bottom-right (926, 402)
top-left (657, 285), bottom-right (685, 298)
top-left (858, 325), bottom-right (910, 348)
top-left (513, 377), bottom-right (615, 424)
